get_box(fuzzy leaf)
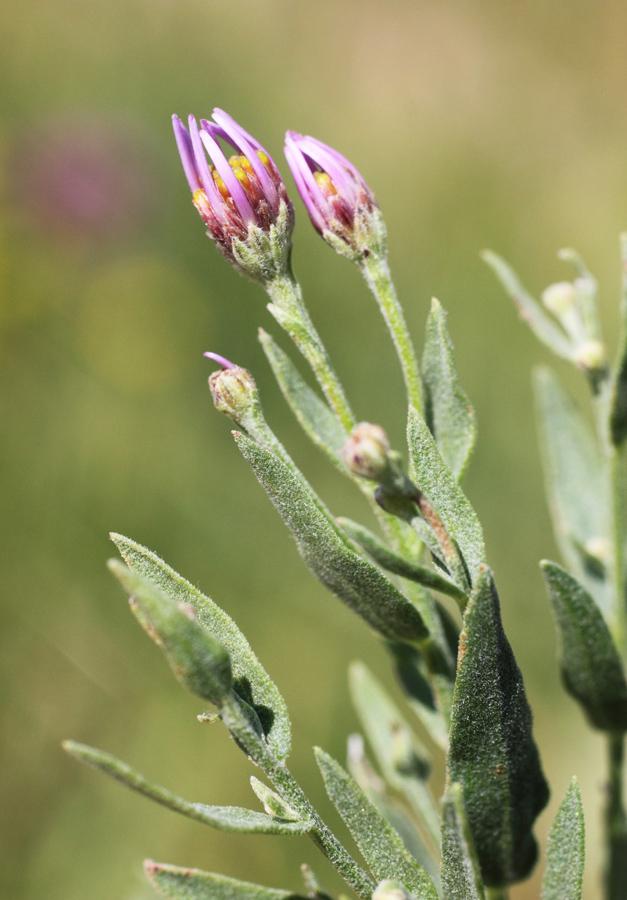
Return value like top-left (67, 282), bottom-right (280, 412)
top-left (63, 742), bottom-right (311, 834)
top-left (259, 329), bottom-right (348, 467)
top-left (610, 233), bottom-right (627, 445)
top-left (541, 561), bottom-right (627, 731)
top-left (407, 407), bottom-right (485, 584)
top-left (349, 662), bottom-right (440, 845)
top-left (534, 368), bottom-right (611, 615)
top-left (315, 748), bottom-right (438, 900)
top-left (447, 566), bottom-right (549, 888)
top-left (338, 517), bottom-right (467, 605)
top-left (440, 783), bottom-right (486, 900)
top-left (145, 862), bottom-right (309, 900)
top-left (541, 778), bottom-right (585, 900)
top-left (234, 433), bottom-right (428, 642)
top-left (110, 533), bottom-right (291, 761)
top-left (388, 642), bottom-right (450, 749)
top-left (422, 299), bottom-right (477, 481)
top-left (482, 251), bottom-right (573, 360)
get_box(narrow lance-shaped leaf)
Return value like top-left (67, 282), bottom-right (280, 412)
top-left (407, 406), bottom-right (485, 584)
top-left (63, 742), bottom-right (311, 835)
top-left (482, 251), bottom-right (574, 360)
top-left (110, 533), bottom-right (291, 761)
top-left (447, 566), bottom-right (549, 888)
top-left (388, 641), bottom-right (450, 750)
top-left (338, 517), bottom-right (467, 606)
top-left (534, 368), bottom-right (612, 616)
top-left (541, 561), bottom-right (627, 731)
top-left (541, 778), bottom-right (585, 900)
top-left (259, 328), bottom-right (348, 468)
top-left (234, 432), bottom-right (428, 643)
top-left (349, 662), bottom-right (440, 846)
top-left (145, 862), bottom-right (310, 900)
top-left (315, 748), bottom-right (438, 900)
top-left (421, 299), bottom-right (477, 481)
top-left (347, 734), bottom-right (439, 885)
top-left (440, 783), bottom-right (486, 900)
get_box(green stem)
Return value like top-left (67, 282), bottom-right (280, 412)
top-left (361, 253), bottom-right (423, 415)
top-left (265, 271), bottom-right (355, 433)
top-left (485, 889), bottom-right (508, 900)
top-left (609, 443), bottom-right (627, 660)
top-left (221, 698), bottom-right (375, 900)
top-left (605, 733), bottom-right (627, 900)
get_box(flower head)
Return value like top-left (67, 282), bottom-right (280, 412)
top-left (284, 132), bottom-right (385, 260)
top-left (172, 110), bottom-right (294, 281)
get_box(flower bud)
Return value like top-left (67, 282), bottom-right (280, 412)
top-left (109, 560), bottom-right (233, 707)
top-left (541, 281), bottom-right (576, 316)
top-left (341, 422), bottom-right (392, 481)
top-left (206, 353), bottom-right (259, 424)
top-left (372, 881), bottom-right (415, 900)
top-left (284, 132), bottom-right (386, 262)
top-left (173, 110), bottom-right (294, 282)
top-left (574, 338), bottom-right (606, 373)
top-left (250, 776), bottom-right (300, 821)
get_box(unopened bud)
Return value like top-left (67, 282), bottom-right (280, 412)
top-left (207, 354), bottom-right (260, 424)
top-left (372, 881), bottom-right (415, 900)
top-left (574, 339), bottom-right (606, 373)
top-left (250, 776), bottom-right (300, 821)
top-left (541, 281), bottom-right (576, 316)
top-left (341, 423), bottom-right (392, 481)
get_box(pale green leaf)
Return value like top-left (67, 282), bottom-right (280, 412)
top-left (146, 862), bottom-right (309, 900)
top-left (440, 783), bottom-right (486, 900)
top-left (541, 778), bottom-right (585, 900)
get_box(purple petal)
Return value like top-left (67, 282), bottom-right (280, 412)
top-left (199, 125), bottom-right (255, 226)
top-left (284, 134), bottom-right (327, 232)
top-left (187, 116), bottom-right (225, 215)
top-left (296, 137), bottom-right (358, 202)
top-left (306, 135), bottom-right (366, 185)
top-left (172, 115), bottom-right (201, 193)
top-left (212, 109), bottom-right (279, 211)
top-left (204, 352), bottom-right (237, 369)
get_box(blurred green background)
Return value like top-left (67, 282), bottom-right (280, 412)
top-left (1, 1), bottom-right (626, 897)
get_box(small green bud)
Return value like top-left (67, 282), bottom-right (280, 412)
top-left (109, 560), bottom-right (233, 707)
top-left (574, 338), bottom-right (606, 373)
top-left (341, 422), bottom-right (392, 481)
top-left (209, 363), bottom-right (259, 421)
top-left (372, 880), bottom-right (415, 900)
top-left (250, 776), bottom-right (300, 821)
top-left (541, 281), bottom-right (576, 316)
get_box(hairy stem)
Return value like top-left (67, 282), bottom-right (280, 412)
top-left (265, 272), bottom-right (355, 433)
top-left (605, 733), bottom-right (627, 900)
top-left (361, 253), bottom-right (423, 415)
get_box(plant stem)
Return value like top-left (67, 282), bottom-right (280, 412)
top-left (265, 271), bottom-right (355, 433)
top-left (605, 733), bottom-right (627, 900)
top-left (222, 698), bottom-right (374, 900)
top-left (485, 889), bottom-right (508, 900)
top-left (361, 252), bottom-right (423, 415)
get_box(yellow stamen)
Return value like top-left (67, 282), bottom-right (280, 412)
top-left (257, 150), bottom-right (271, 169)
top-left (229, 154), bottom-right (253, 173)
top-left (233, 166), bottom-right (252, 190)
top-left (212, 170), bottom-right (230, 202)
top-left (314, 171), bottom-right (337, 196)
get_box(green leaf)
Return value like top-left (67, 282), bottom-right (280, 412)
top-left (63, 742), bottom-right (311, 834)
top-left (108, 560), bottom-right (233, 708)
top-left (440, 783), bottom-right (486, 900)
top-left (388, 642), bottom-right (450, 749)
top-left (541, 561), bottom-right (627, 731)
top-left (145, 862), bottom-right (309, 900)
top-left (110, 533), bottom-right (291, 761)
top-left (421, 299), bottom-right (477, 481)
top-left (407, 407), bottom-right (485, 584)
top-left (534, 368), bottom-right (612, 616)
top-left (259, 329), bottom-right (348, 467)
top-left (338, 517), bottom-right (467, 605)
top-left (610, 233), bottom-right (627, 445)
top-left (447, 566), bottom-right (549, 888)
top-left (349, 662), bottom-right (440, 846)
top-left (482, 251), bottom-right (573, 360)
top-left (347, 735), bottom-right (439, 885)
top-left (233, 433), bottom-right (428, 642)
top-left (315, 748), bottom-right (438, 900)
top-left (541, 778), bottom-right (585, 900)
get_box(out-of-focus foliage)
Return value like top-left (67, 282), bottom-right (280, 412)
top-left (1, 1), bottom-right (625, 898)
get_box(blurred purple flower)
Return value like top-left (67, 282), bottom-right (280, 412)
top-left (284, 132), bottom-right (378, 246)
top-left (172, 110), bottom-right (293, 261)
top-left (10, 117), bottom-right (153, 240)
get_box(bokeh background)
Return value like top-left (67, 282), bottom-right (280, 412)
top-left (2, 1), bottom-right (627, 897)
